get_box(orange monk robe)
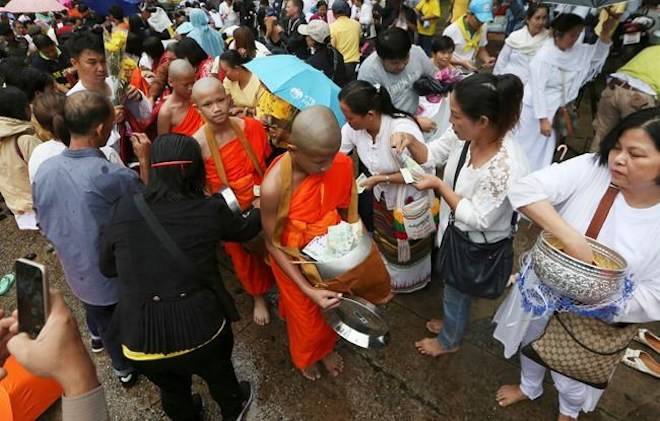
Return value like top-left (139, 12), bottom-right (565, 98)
top-left (171, 104), bottom-right (204, 137)
top-left (268, 153), bottom-right (354, 370)
top-left (0, 356), bottom-right (63, 421)
top-left (205, 117), bottom-right (274, 296)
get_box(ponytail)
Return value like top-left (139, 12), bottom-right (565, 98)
top-left (33, 92), bottom-right (71, 146)
top-left (339, 80), bottom-right (421, 129)
top-left (453, 73), bottom-right (523, 139)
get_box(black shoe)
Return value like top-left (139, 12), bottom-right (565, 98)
top-left (192, 393), bottom-right (204, 420)
top-left (90, 337), bottom-right (104, 353)
top-left (118, 371), bottom-right (139, 388)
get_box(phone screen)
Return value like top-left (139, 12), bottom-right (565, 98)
top-left (15, 260), bottom-right (47, 337)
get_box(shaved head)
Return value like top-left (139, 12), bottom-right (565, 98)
top-left (192, 77), bottom-right (225, 104)
top-left (192, 77), bottom-right (231, 125)
top-left (290, 106), bottom-right (341, 153)
top-left (168, 59), bottom-right (195, 80)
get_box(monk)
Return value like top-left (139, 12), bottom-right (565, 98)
top-left (191, 77), bottom-right (274, 325)
top-left (157, 59), bottom-right (203, 136)
top-left (260, 106), bottom-right (354, 380)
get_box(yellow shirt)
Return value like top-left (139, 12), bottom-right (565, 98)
top-left (330, 16), bottom-right (362, 64)
top-left (619, 46), bottom-right (660, 95)
top-left (416, 0), bottom-right (441, 36)
top-left (223, 72), bottom-right (265, 108)
top-left (595, 2), bottom-right (626, 37)
top-left (451, 0), bottom-right (469, 23)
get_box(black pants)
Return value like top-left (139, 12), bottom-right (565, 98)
top-left (84, 302), bottom-right (133, 374)
top-left (131, 324), bottom-right (242, 421)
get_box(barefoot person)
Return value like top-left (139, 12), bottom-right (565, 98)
top-left (157, 59), bottom-right (203, 136)
top-left (191, 77), bottom-right (274, 325)
top-left (260, 106), bottom-right (353, 380)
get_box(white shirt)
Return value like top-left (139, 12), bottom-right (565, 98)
top-left (609, 72), bottom-right (656, 97)
top-left (425, 128), bottom-right (530, 244)
top-left (339, 115), bottom-right (433, 209)
top-left (28, 140), bottom-right (124, 183)
top-left (219, 1), bottom-right (240, 28)
top-left (443, 21), bottom-right (488, 65)
top-left (524, 39), bottom-right (611, 120)
top-left (67, 78), bottom-right (152, 148)
top-left (493, 43), bottom-right (533, 84)
top-left (508, 153), bottom-right (660, 323)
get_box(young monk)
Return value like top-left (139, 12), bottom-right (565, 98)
top-left (260, 106), bottom-right (353, 380)
top-left (156, 59), bottom-right (203, 136)
top-left (191, 77), bottom-right (274, 325)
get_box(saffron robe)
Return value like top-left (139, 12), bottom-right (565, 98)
top-left (205, 118), bottom-right (274, 296)
top-left (171, 104), bottom-right (204, 137)
top-left (268, 152), bottom-right (354, 369)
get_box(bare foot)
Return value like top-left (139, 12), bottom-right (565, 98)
top-left (425, 319), bottom-right (443, 334)
top-left (253, 295), bottom-right (270, 326)
top-left (300, 363), bottom-right (321, 381)
top-left (321, 351), bottom-right (344, 377)
top-left (414, 338), bottom-right (458, 357)
top-left (496, 384), bottom-right (529, 407)
top-left (557, 415), bottom-right (577, 421)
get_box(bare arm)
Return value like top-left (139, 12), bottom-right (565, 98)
top-left (414, 175), bottom-right (461, 210)
top-left (518, 199), bottom-right (593, 263)
top-left (156, 105), bottom-right (171, 136)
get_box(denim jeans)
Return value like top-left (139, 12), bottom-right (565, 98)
top-left (84, 303), bottom-right (133, 376)
top-left (437, 284), bottom-right (472, 350)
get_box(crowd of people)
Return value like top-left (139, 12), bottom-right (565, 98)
top-left (0, 0), bottom-right (658, 421)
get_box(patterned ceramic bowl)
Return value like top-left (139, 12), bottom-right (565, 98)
top-left (530, 231), bottom-right (628, 304)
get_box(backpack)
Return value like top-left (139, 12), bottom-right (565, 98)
top-left (328, 45), bottom-right (348, 87)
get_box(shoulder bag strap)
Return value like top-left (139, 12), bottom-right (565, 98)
top-left (205, 124), bottom-right (229, 188)
top-left (452, 141), bottom-right (471, 190)
top-left (585, 184), bottom-right (619, 239)
top-left (230, 119), bottom-right (264, 177)
top-left (133, 194), bottom-right (241, 321)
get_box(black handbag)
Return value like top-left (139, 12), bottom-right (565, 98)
top-left (435, 142), bottom-right (515, 299)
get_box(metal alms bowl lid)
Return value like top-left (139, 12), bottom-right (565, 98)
top-left (324, 296), bottom-right (390, 349)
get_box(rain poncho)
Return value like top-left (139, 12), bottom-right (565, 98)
top-left (187, 9), bottom-right (224, 58)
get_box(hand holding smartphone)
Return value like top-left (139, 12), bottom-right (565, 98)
top-left (15, 258), bottom-right (50, 338)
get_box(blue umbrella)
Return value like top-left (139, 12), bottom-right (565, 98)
top-left (244, 55), bottom-right (345, 126)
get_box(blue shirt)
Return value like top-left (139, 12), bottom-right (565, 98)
top-left (32, 148), bottom-right (143, 306)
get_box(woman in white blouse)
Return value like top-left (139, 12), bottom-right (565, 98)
top-left (339, 80), bottom-right (436, 293)
top-left (494, 108), bottom-right (660, 420)
top-left (513, 13), bottom-right (615, 173)
top-left (493, 4), bottom-right (550, 85)
top-left (395, 73), bottom-right (530, 357)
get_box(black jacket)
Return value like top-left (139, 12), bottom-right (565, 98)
top-left (100, 194), bottom-right (261, 354)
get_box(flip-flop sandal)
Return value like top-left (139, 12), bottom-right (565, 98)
top-left (0, 273), bottom-right (15, 296)
top-left (622, 348), bottom-right (660, 379)
top-left (634, 329), bottom-right (660, 354)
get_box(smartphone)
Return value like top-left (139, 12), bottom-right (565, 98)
top-left (15, 258), bottom-right (50, 338)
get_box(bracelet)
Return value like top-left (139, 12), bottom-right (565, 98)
top-left (385, 175), bottom-right (390, 184)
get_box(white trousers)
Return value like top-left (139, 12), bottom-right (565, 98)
top-left (518, 317), bottom-right (603, 418)
top-left (513, 104), bottom-right (557, 173)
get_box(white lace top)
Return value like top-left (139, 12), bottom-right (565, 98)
top-left (426, 128), bottom-right (530, 244)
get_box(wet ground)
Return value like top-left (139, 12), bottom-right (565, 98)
top-left (1, 213), bottom-right (659, 421)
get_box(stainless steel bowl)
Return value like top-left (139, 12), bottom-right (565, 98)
top-left (530, 231), bottom-right (628, 304)
top-left (219, 186), bottom-right (241, 215)
top-left (324, 296), bottom-right (390, 349)
top-left (314, 227), bottom-right (372, 280)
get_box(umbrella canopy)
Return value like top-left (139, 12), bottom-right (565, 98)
top-left (244, 55), bottom-right (346, 126)
top-left (0, 0), bottom-right (65, 13)
top-left (543, 0), bottom-right (627, 8)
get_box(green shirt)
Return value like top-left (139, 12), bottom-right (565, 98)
top-left (619, 46), bottom-right (660, 95)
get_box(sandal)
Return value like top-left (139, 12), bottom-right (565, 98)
top-left (622, 348), bottom-right (660, 379)
top-left (0, 273), bottom-right (15, 296)
top-left (634, 328), bottom-right (660, 354)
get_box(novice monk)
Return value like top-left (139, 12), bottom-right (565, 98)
top-left (260, 106), bottom-right (354, 381)
top-left (157, 59), bottom-right (203, 136)
top-left (191, 77), bottom-right (274, 325)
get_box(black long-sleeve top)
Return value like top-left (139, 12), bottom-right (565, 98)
top-left (100, 194), bottom-right (261, 354)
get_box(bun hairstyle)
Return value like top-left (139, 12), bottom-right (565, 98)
top-left (526, 3), bottom-right (549, 20)
top-left (550, 13), bottom-right (584, 38)
top-left (339, 80), bottom-right (420, 128)
top-left (453, 73), bottom-right (524, 139)
top-left (219, 49), bottom-right (251, 68)
top-left (33, 92), bottom-right (71, 146)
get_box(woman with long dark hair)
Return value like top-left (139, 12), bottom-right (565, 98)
top-left (339, 80), bottom-right (436, 293)
top-left (100, 134), bottom-right (258, 421)
top-left (494, 108), bottom-right (660, 420)
top-left (218, 50), bottom-right (265, 116)
top-left (395, 73), bottom-right (529, 356)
